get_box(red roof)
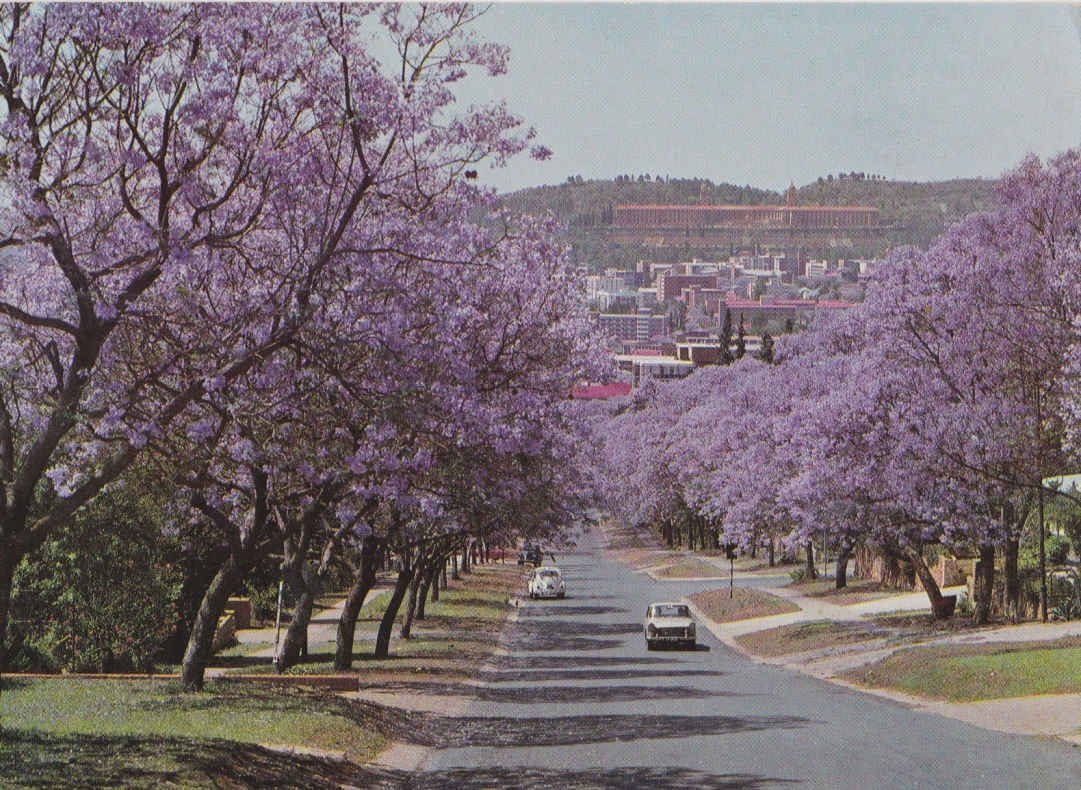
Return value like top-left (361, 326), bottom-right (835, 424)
top-left (616, 203), bottom-right (879, 212)
top-left (572, 381), bottom-right (633, 400)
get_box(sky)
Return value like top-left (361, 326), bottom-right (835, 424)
top-left (454, 3), bottom-right (1081, 195)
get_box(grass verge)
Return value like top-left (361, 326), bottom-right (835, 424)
top-left (735, 619), bottom-right (880, 657)
top-left (0, 678), bottom-right (387, 788)
top-left (789, 578), bottom-right (898, 605)
top-left (3, 562), bottom-right (520, 787)
top-left (654, 558), bottom-right (725, 578)
top-left (689, 587), bottom-right (800, 623)
top-left (840, 637), bottom-right (1081, 701)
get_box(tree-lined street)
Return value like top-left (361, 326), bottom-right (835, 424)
top-left (412, 527), bottom-right (1081, 789)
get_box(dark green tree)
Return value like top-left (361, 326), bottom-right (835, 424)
top-left (9, 481), bottom-right (181, 673)
top-left (720, 309), bottom-right (734, 364)
top-left (736, 313), bottom-right (746, 359)
top-left (759, 332), bottom-right (775, 364)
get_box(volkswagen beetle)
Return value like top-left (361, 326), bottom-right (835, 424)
top-left (528, 566), bottom-right (565, 599)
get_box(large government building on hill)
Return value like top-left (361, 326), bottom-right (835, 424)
top-left (608, 188), bottom-right (884, 251)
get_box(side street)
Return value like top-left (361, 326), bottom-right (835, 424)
top-left (625, 543), bottom-right (1081, 744)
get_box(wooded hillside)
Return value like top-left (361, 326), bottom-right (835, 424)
top-left (497, 175), bottom-right (998, 270)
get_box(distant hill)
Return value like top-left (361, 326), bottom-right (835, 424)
top-left (497, 175), bottom-right (998, 270)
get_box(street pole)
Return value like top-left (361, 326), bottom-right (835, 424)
top-left (1039, 482), bottom-right (1048, 622)
top-left (272, 577), bottom-right (284, 670)
top-left (1037, 387), bottom-right (1048, 623)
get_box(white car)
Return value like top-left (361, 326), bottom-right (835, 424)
top-left (644, 602), bottom-right (696, 649)
top-left (528, 566), bottom-right (565, 599)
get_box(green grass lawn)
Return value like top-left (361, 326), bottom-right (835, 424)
top-left (790, 578), bottom-right (897, 605)
top-left (735, 619), bottom-right (880, 657)
top-left (689, 587), bottom-right (800, 623)
top-left (228, 566), bottom-right (518, 676)
top-left (1, 677), bottom-right (387, 788)
top-left (654, 558), bottom-right (725, 579)
top-left (841, 637), bottom-right (1081, 701)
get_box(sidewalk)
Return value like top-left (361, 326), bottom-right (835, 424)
top-left (687, 576), bottom-right (1081, 745)
top-left (227, 582), bottom-right (394, 666)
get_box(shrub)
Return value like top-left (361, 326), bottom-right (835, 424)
top-left (1020, 533), bottom-right (1071, 570)
top-left (955, 591), bottom-right (974, 618)
top-left (9, 483), bottom-right (181, 673)
top-left (788, 566), bottom-right (808, 583)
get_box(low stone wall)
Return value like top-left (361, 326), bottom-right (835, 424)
top-left (224, 597), bottom-right (252, 629)
top-left (934, 556), bottom-right (975, 588)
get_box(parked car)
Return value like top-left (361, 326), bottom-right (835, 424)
top-left (518, 547), bottom-right (542, 566)
top-left (643, 602), bottom-right (696, 649)
top-left (528, 566), bottom-right (566, 599)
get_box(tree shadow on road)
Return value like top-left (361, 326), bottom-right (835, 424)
top-left (519, 605), bottom-right (631, 617)
top-left (507, 620), bottom-right (643, 652)
top-left (356, 682), bottom-right (741, 704)
top-left (353, 701), bottom-right (812, 748)
top-left (489, 654), bottom-right (675, 669)
top-left (478, 667), bottom-right (728, 682)
top-left (404, 767), bottom-right (797, 790)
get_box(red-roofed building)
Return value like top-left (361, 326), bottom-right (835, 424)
top-left (572, 381), bottom-right (633, 400)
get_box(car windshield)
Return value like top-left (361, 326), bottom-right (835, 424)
top-left (538, 570), bottom-right (559, 579)
top-left (653, 604), bottom-right (689, 618)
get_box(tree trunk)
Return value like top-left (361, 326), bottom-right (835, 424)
top-left (0, 548), bottom-right (17, 678)
top-left (1003, 537), bottom-right (1020, 623)
top-left (908, 547), bottom-right (945, 616)
top-left (417, 559), bottom-right (441, 620)
top-left (461, 543), bottom-right (471, 574)
top-left (804, 542), bottom-right (818, 580)
top-left (278, 577), bottom-right (316, 671)
top-left (181, 556), bottom-right (241, 689)
top-left (451, 552), bottom-right (460, 580)
top-left (334, 537), bottom-right (380, 670)
top-left (400, 563), bottom-right (424, 639)
top-left (768, 538), bottom-right (775, 568)
top-left (973, 543), bottom-right (995, 625)
top-left (835, 542), bottom-right (854, 589)
top-left (374, 566), bottom-right (414, 658)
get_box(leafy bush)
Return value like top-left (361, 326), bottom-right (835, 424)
top-left (247, 580), bottom-right (286, 624)
top-left (1051, 599), bottom-right (1081, 622)
top-left (9, 483), bottom-right (181, 673)
top-left (955, 591), bottom-right (974, 618)
top-left (1020, 533), bottom-right (1071, 570)
top-left (788, 566), bottom-right (809, 583)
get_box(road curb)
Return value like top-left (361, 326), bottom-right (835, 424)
top-left (365, 594), bottom-right (523, 773)
top-left (685, 596), bottom-right (1081, 744)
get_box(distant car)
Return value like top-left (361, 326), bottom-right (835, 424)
top-left (517, 545), bottom-right (544, 566)
top-left (528, 566), bottom-right (566, 599)
top-left (644, 602), bottom-right (696, 649)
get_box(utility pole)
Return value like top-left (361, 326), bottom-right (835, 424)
top-left (1038, 386), bottom-right (1048, 623)
top-left (272, 577), bottom-right (284, 671)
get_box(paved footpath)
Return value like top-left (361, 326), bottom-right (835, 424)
top-left (676, 558), bottom-right (1081, 745)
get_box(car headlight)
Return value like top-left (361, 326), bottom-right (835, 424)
top-left (647, 624), bottom-right (657, 637)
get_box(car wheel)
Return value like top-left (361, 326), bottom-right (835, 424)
top-left (557, 592), bottom-right (565, 599)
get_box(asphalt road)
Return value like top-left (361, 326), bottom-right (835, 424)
top-left (413, 526), bottom-right (1081, 789)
